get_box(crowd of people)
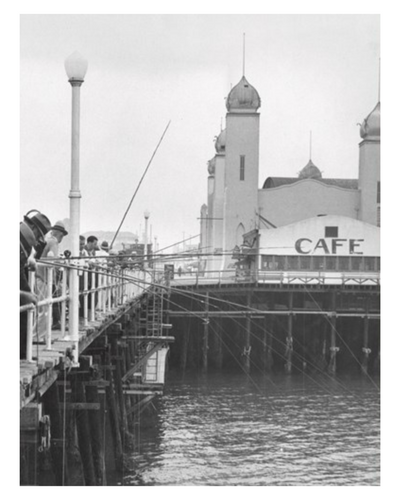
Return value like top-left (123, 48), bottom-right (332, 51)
top-left (19, 210), bottom-right (123, 359)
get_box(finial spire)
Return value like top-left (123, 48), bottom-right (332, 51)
top-left (309, 131), bottom-right (312, 160)
top-left (243, 33), bottom-right (246, 76)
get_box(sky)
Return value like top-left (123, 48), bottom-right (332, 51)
top-left (19, 14), bottom-right (380, 250)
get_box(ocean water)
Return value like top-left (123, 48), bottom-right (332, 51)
top-left (122, 372), bottom-right (380, 486)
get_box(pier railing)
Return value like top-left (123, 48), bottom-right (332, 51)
top-left (169, 268), bottom-right (380, 287)
top-left (20, 259), bottom-right (153, 363)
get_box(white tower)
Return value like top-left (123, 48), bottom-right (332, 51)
top-left (358, 101), bottom-right (380, 226)
top-left (222, 75), bottom-right (261, 268)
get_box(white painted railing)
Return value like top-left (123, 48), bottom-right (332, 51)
top-left (20, 260), bottom-right (153, 362)
top-left (169, 268), bottom-right (380, 287)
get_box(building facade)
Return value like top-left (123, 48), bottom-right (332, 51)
top-left (201, 73), bottom-right (380, 273)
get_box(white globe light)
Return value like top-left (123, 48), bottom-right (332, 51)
top-left (64, 51), bottom-right (88, 81)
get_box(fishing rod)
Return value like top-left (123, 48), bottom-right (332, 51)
top-left (109, 120), bottom-right (171, 250)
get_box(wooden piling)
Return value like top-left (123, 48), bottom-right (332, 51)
top-left (105, 351), bottom-right (124, 471)
top-left (285, 292), bottom-right (294, 374)
top-left (215, 319), bottom-right (223, 370)
top-left (73, 376), bottom-right (96, 485)
top-left (180, 319), bottom-right (189, 372)
top-left (86, 380), bottom-right (107, 485)
top-left (328, 292), bottom-right (339, 375)
top-left (202, 292), bottom-right (209, 373)
top-left (264, 316), bottom-right (274, 372)
top-left (361, 316), bottom-right (370, 375)
top-left (243, 293), bottom-right (252, 374)
top-left (42, 380), bottom-right (68, 485)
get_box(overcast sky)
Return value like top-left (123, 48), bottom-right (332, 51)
top-left (20, 14), bottom-right (380, 249)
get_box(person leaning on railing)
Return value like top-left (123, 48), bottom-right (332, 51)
top-left (37, 220), bottom-right (69, 329)
top-left (20, 222), bottom-right (38, 359)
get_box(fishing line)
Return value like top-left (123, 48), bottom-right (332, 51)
top-left (110, 120), bottom-right (171, 250)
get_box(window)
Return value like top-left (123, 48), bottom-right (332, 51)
top-left (364, 257), bottom-right (376, 271)
top-left (351, 257), bottom-right (363, 271)
top-left (325, 226), bottom-right (338, 238)
top-left (312, 256), bottom-right (324, 270)
top-left (275, 256), bottom-right (286, 270)
top-left (338, 256), bottom-right (350, 271)
top-left (377, 181), bottom-right (380, 204)
top-left (326, 256), bottom-right (337, 270)
top-left (287, 256), bottom-right (299, 270)
top-left (240, 155), bottom-right (245, 181)
top-left (300, 256), bottom-right (311, 270)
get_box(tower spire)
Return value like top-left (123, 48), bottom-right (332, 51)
top-left (309, 131), bottom-right (312, 160)
top-left (242, 33), bottom-right (246, 76)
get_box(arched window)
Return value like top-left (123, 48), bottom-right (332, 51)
top-left (236, 223), bottom-right (245, 246)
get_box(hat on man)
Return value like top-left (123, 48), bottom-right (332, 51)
top-left (101, 241), bottom-right (109, 251)
top-left (20, 221), bottom-right (37, 258)
top-left (24, 210), bottom-right (52, 239)
top-left (51, 220), bottom-right (68, 236)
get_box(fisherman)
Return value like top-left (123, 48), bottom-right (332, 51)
top-left (79, 235), bottom-right (89, 317)
top-left (20, 222), bottom-right (38, 359)
top-left (41, 220), bottom-right (68, 259)
top-left (23, 210), bottom-right (52, 264)
top-left (37, 220), bottom-right (69, 330)
top-left (84, 236), bottom-right (99, 313)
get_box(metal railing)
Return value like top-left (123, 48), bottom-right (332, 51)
top-left (169, 268), bottom-right (380, 287)
top-left (20, 259), bottom-right (153, 363)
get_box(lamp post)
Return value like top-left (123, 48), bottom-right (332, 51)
top-left (144, 210), bottom-right (150, 267)
top-left (64, 51), bottom-right (88, 363)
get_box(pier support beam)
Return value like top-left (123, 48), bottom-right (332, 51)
top-left (242, 294), bottom-right (252, 374)
top-left (328, 315), bottom-right (339, 375)
top-left (263, 316), bottom-right (274, 372)
top-left (215, 319), bottom-right (223, 370)
top-left (202, 293), bottom-right (209, 373)
top-left (285, 293), bottom-right (294, 374)
top-left (361, 316), bottom-right (371, 375)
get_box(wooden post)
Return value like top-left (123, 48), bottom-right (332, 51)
top-left (264, 316), bottom-right (274, 372)
top-left (105, 357), bottom-right (124, 471)
top-left (111, 338), bottom-right (129, 437)
top-left (285, 292), bottom-right (294, 374)
top-left (180, 319), bottom-right (189, 372)
top-left (86, 382), bottom-right (107, 485)
top-left (361, 316), bottom-right (370, 375)
top-left (215, 319), bottom-right (223, 370)
top-left (328, 292), bottom-right (339, 375)
top-left (42, 381), bottom-right (68, 485)
top-left (243, 293), bottom-right (252, 374)
top-left (202, 292), bottom-right (209, 373)
top-left (73, 377), bottom-right (96, 485)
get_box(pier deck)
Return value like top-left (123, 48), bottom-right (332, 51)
top-left (20, 298), bottom-right (137, 409)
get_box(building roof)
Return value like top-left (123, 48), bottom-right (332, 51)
top-left (360, 101), bottom-right (380, 141)
top-left (226, 76), bottom-right (261, 112)
top-left (262, 177), bottom-right (358, 190)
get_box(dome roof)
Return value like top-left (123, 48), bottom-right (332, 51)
top-left (360, 101), bottom-right (380, 140)
top-left (226, 76), bottom-right (261, 112)
top-left (298, 159), bottom-right (322, 180)
top-left (215, 128), bottom-right (226, 153)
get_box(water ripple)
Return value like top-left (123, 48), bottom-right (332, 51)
top-left (126, 373), bottom-right (380, 486)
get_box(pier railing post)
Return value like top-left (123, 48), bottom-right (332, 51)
top-left (26, 271), bottom-right (35, 362)
top-left (46, 266), bottom-right (53, 350)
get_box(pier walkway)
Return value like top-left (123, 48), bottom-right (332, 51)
top-left (20, 260), bottom-right (153, 409)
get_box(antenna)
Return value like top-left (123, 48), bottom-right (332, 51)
top-left (242, 33), bottom-right (246, 76)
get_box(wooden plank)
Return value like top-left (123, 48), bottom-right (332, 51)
top-left (123, 390), bottom-right (163, 395)
top-left (60, 402), bottom-right (100, 410)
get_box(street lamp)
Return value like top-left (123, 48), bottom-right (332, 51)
top-left (144, 210), bottom-right (150, 266)
top-left (64, 51), bottom-right (88, 363)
